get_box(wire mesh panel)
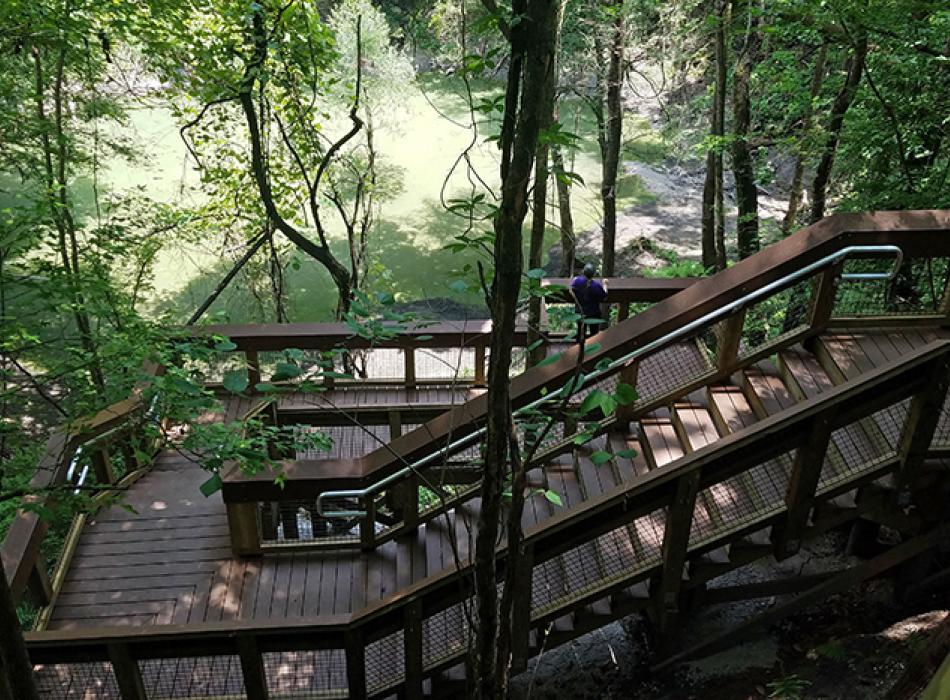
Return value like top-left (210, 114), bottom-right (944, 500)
top-left (365, 630), bottom-right (405, 696)
top-left (140, 655), bottom-right (244, 698)
top-left (737, 276), bottom-right (816, 360)
top-left (930, 392), bottom-right (950, 449)
top-left (634, 342), bottom-right (714, 409)
top-left (422, 602), bottom-right (469, 671)
top-left (362, 349), bottom-right (405, 381)
top-left (296, 424), bottom-right (389, 460)
top-left (414, 347), bottom-right (476, 382)
top-left (35, 662), bottom-right (121, 699)
top-left (818, 401), bottom-right (907, 494)
top-left (832, 257), bottom-right (950, 317)
top-left (263, 649), bottom-right (348, 699)
top-left (259, 499), bottom-right (360, 547)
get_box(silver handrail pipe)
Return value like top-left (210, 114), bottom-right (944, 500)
top-left (316, 244), bottom-right (903, 519)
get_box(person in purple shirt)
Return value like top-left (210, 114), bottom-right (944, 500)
top-left (570, 263), bottom-right (608, 341)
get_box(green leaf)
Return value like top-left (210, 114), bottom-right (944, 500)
top-left (214, 339), bottom-right (238, 351)
top-left (120, 503), bottom-right (139, 515)
top-left (415, 335), bottom-right (434, 341)
top-left (614, 448), bottom-right (638, 459)
top-left (199, 473), bottom-right (222, 497)
top-left (271, 362), bottom-right (302, 381)
top-left (537, 351), bottom-right (563, 367)
top-left (590, 450), bottom-right (613, 465)
top-left (449, 280), bottom-right (468, 294)
top-left (526, 268), bottom-right (546, 279)
top-left (614, 383), bottom-right (638, 406)
top-left (255, 382), bottom-right (278, 393)
top-left (223, 371), bottom-right (249, 394)
top-left (322, 371), bottom-right (355, 380)
top-left (543, 490), bottom-right (563, 506)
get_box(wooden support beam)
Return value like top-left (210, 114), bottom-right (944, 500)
top-left (654, 526), bottom-right (946, 671)
top-left (652, 470), bottom-right (701, 633)
top-left (108, 643), bottom-right (146, 700)
top-left (345, 630), bottom-right (367, 699)
top-left (26, 556), bottom-right (52, 607)
top-left (510, 544), bottom-right (535, 673)
top-left (246, 350), bottom-right (261, 390)
top-left (388, 410), bottom-right (402, 440)
top-left (895, 356), bottom-right (950, 495)
top-left (403, 600), bottom-right (424, 700)
top-left (474, 345), bottom-right (486, 387)
top-left (772, 414), bottom-right (834, 559)
top-left (701, 572), bottom-right (835, 605)
top-left (91, 448), bottom-right (115, 485)
top-left (236, 634), bottom-right (269, 700)
top-left (404, 348), bottom-right (416, 390)
top-left (227, 502), bottom-right (262, 557)
top-left (715, 310), bottom-right (746, 372)
top-left (359, 496), bottom-right (377, 550)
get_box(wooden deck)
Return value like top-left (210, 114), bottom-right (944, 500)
top-left (46, 328), bottom-right (950, 635)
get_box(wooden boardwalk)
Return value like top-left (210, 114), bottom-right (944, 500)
top-left (46, 328), bottom-right (949, 636)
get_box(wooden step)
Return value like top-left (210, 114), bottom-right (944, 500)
top-left (606, 430), bottom-right (649, 481)
top-left (639, 408), bottom-right (684, 470)
top-left (740, 361), bottom-right (797, 420)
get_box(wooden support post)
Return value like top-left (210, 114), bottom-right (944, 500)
top-left (715, 309), bottom-right (746, 373)
top-left (345, 630), bottom-right (367, 699)
top-left (652, 470), bottom-right (701, 634)
top-left (772, 414), bottom-right (834, 559)
top-left (805, 264), bottom-right (842, 345)
top-left (246, 349), bottom-right (261, 390)
top-left (474, 345), bottom-right (486, 387)
top-left (895, 355), bottom-right (950, 496)
top-left (227, 502), bottom-right (262, 557)
top-left (388, 410), bottom-right (402, 440)
top-left (404, 347), bottom-right (416, 390)
top-left (402, 472), bottom-right (420, 529)
top-left (108, 643), bottom-right (146, 700)
top-left (359, 496), bottom-right (376, 550)
top-left (403, 600), bottom-right (424, 700)
top-left (510, 544), bottom-right (535, 673)
top-left (26, 557), bottom-right (52, 607)
top-left (615, 361), bottom-right (639, 427)
top-left (617, 302), bottom-right (630, 323)
top-left (91, 448), bottom-right (115, 485)
top-left (237, 634), bottom-right (269, 700)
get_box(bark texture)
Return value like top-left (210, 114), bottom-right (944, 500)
top-left (600, 0), bottom-right (624, 277)
top-left (0, 568), bottom-right (39, 700)
top-left (701, 0), bottom-right (729, 271)
top-left (731, 6), bottom-right (760, 259)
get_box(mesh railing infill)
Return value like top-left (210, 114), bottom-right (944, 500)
top-left (139, 655), bottom-right (244, 698)
top-left (263, 649), bottom-right (347, 698)
top-left (260, 499), bottom-right (360, 547)
top-left (634, 342), bottom-right (714, 409)
top-left (737, 276), bottom-right (816, 360)
top-left (832, 257), bottom-right (950, 318)
top-left (930, 392), bottom-right (950, 449)
top-left (422, 603), bottom-right (469, 671)
top-left (35, 661), bottom-right (121, 699)
top-left (365, 629), bottom-right (405, 695)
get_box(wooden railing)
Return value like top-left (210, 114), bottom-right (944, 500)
top-left (219, 210), bottom-right (950, 552)
top-left (23, 338), bottom-right (950, 699)
top-left (1, 364), bottom-right (165, 608)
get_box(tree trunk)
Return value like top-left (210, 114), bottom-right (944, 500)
top-left (552, 143), bottom-right (576, 276)
top-left (810, 37), bottom-right (868, 223)
top-left (783, 42), bottom-right (827, 235)
top-left (600, 0), bottom-right (624, 277)
top-left (0, 568), bottom-right (39, 700)
top-left (701, 0), bottom-right (728, 271)
top-left (731, 5), bottom-right (760, 259)
top-left (472, 1), bottom-right (558, 697)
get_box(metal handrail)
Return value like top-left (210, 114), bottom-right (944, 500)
top-left (315, 244), bottom-right (904, 519)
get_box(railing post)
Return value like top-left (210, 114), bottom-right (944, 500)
top-left (715, 309), bottom-right (746, 373)
top-left (510, 543), bottom-right (535, 673)
top-left (246, 349), bottom-right (261, 390)
top-left (91, 448), bottom-right (115, 485)
top-left (772, 414), bottom-right (834, 559)
top-left (26, 556), bottom-right (52, 606)
top-left (237, 634), bottom-right (269, 700)
top-left (652, 470), bottom-right (700, 636)
top-left (108, 643), bottom-right (146, 700)
top-left (806, 263), bottom-right (842, 339)
top-left (227, 502), bottom-right (262, 556)
top-left (360, 496), bottom-right (376, 550)
top-left (474, 344), bottom-right (487, 387)
top-left (895, 355), bottom-right (950, 494)
top-left (404, 600), bottom-right (424, 700)
top-left (388, 410), bottom-right (402, 440)
top-left (404, 347), bottom-right (417, 390)
top-left (617, 301), bottom-right (630, 323)
top-left (344, 629), bottom-right (367, 699)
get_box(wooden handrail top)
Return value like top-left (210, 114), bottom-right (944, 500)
top-left (542, 276), bottom-right (697, 303)
top-left (26, 339), bottom-right (950, 657)
top-left (221, 210), bottom-right (950, 499)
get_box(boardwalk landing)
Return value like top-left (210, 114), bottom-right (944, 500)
top-left (36, 329), bottom-right (950, 697)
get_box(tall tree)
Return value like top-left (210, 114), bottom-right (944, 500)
top-left (810, 34), bottom-right (867, 222)
top-left (701, 0), bottom-right (729, 270)
top-left (472, 0), bottom-right (558, 696)
top-left (731, 0), bottom-right (761, 259)
top-left (599, 0), bottom-right (625, 276)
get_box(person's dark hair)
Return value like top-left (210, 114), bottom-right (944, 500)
top-left (582, 262), bottom-right (596, 278)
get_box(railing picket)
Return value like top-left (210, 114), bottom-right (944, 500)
top-left (108, 643), bottom-right (146, 700)
top-left (510, 544), bottom-right (535, 673)
top-left (715, 310), bottom-right (746, 372)
top-left (91, 448), bottom-right (115, 485)
top-left (237, 634), bottom-right (269, 700)
top-left (808, 263), bottom-right (843, 334)
top-left (404, 600), bottom-right (424, 700)
top-left (772, 414), bottom-right (834, 559)
top-left (246, 349), bottom-right (261, 390)
top-left (360, 496), bottom-right (377, 550)
top-left (895, 355), bottom-right (950, 493)
top-left (404, 347), bottom-right (417, 389)
top-left (474, 344), bottom-right (487, 386)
